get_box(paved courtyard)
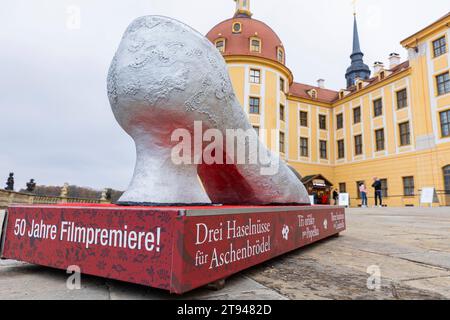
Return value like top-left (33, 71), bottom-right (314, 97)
top-left (1, 207), bottom-right (449, 300)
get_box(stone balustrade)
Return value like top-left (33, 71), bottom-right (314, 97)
top-left (0, 189), bottom-right (110, 209)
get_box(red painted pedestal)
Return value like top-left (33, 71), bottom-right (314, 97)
top-left (0, 204), bottom-right (345, 294)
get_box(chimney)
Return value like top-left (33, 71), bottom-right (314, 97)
top-left (373, 61), bottom-right (384, 74)
top-left (389, 53), bottom-right (401, 69)
top-left (317, 79), bottom-right (325, 89)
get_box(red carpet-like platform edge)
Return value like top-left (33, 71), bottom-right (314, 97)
top-left (1, 204), bottom-right (345, 294)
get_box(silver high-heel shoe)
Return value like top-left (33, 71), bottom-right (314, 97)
top-left (107, 16), bottom-right (310, 206)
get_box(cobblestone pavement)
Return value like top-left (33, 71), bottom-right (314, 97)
top-left (1, 207), bottom-right (449, 300)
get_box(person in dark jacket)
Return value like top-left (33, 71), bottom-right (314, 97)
top-left (332, 189), bottom-right (339, 205)
top-left (312, 191), bottom-right (318, 205)
top-left (372, 177), bottom-right (383, 207)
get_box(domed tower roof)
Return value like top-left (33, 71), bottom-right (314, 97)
top-left (206, 1), bottom-right (286, 65)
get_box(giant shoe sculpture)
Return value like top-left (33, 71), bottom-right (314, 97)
top-left (108, 16), bottom-right (310, 206)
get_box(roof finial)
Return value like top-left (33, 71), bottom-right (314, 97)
top-left (351, 0), bottom-right (358, 16)
top-left (234, 0), bottom-right (252, 18)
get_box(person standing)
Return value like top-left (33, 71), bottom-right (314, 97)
top-left (312, 191), bottom-right (318, 205)
top-left (332, 189), bottom-right (339, 205)
top-left (359, 183), bottom-right (368, 208)
top-left (372, 177), bottom-right (383, 207)
top-left (322, 193), bottom-right (329, 205)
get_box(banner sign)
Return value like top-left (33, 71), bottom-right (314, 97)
top-left (1, 204), bottom-right (345, 294)
top-left (338, 193), bottom-right (350, 207)
top-left (312, 179), bottom-right (326, 187)
top-left (2, 205), bottom-right (175, 290)
top-left (420, 187), bottom-right (439, 205)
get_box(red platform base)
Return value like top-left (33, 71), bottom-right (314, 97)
top-left (0, 204), bottom-right (345, 294)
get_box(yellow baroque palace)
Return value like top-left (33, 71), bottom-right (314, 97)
top-left (206, 0), bottom-right (450, 207)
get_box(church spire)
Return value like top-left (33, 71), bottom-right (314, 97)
top-left (345, 14), bottom-right (371, 88)
top-left (234, 0), bottom-right (252, 18)
top-left (352, 15), bottom-right (362, 55)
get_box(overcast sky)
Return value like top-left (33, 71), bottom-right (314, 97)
top-left (1, 0), bottom-right (449, 191)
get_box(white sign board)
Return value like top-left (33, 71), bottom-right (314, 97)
top-left (309, 196), bottom-right (315, 205)
top-left (338, 193), bottom-right (350, 207)
top-left (420, 187), bottom-right (439, 205)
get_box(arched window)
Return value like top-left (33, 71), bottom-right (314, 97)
top-left (444, 165), bottom-right (450, 193)
top-left (215, 39), bottom-right (225, 53)
top-left (357, 81), bottom-right (363, 90)
top-left (250, 37), bottom-right (261, 53)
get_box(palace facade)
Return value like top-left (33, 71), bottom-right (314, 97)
top-left (206, 0), bottom-right (450, 206)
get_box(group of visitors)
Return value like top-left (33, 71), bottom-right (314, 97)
top-left (359, 177), bottom-right (383, 208)
top-left (311, 191), bottom-right (329, 205)
top-left (329, 177), bottom-right (384, 208)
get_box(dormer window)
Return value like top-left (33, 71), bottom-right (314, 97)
top-left (277, 47), bottom-right (285, 63)
top-left (215, 39), bottom-right (225, 53)
top-left (356, 80), bottom-right (363, 91)
top-left (339, 89), bottom-right (351, 100)
top-left (379, 71), bottom-right (385, 80)
top-left (250, 37), bottom-right (261, 53)
top-left (232, 22), bottom-right (242, 34)
top-left (308, 89), bottom-right (318, 99)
